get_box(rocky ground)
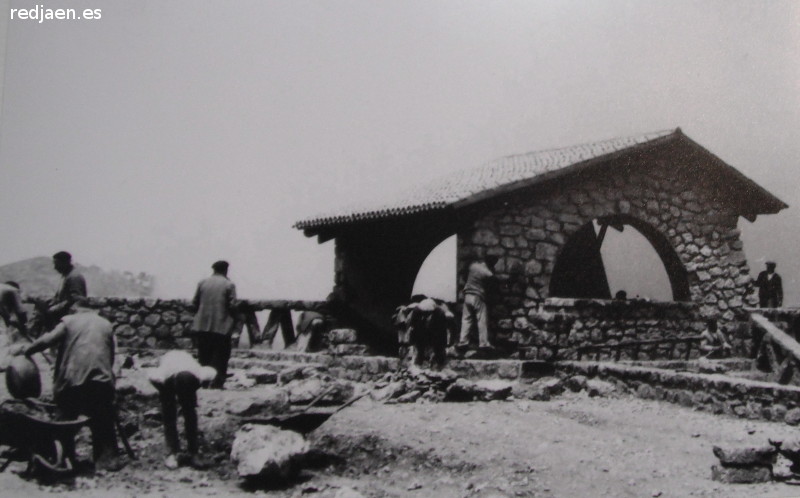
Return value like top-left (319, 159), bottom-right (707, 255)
top-left (0, 352), bottom-right (799, 497)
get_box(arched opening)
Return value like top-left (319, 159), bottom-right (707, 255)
top-left (411, 235), bottom-right (457, 302)
top-left (550, 215), bottom-right (689, 301)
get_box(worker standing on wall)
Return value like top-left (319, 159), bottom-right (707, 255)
top-left (190, 260), bottom-right (237, 389)
top-left (456, 255), bottom-right (499, 353)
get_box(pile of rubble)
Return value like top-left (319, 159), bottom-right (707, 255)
top-left (370, 367), bottom-right (513, 404)
top-left (112, 352), bottom-right (622, 487)
top-left (368, 367), bottom-right (619, 404)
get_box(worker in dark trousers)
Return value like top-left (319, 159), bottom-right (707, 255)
top-left (147, 350), bottom-right (216, 469)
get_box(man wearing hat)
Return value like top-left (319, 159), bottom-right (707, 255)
top-left (755, 261), bottom-right (783, 308)
top-left (190, 261), bottom-right (237, 389)
top-left (47, 251), bottom-right (88, 324)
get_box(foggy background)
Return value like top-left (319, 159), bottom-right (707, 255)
top-left (0, 0), bottom-right (797, 304)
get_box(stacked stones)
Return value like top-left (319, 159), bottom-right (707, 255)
top-left (521, 298), bottom-right (705, 360)
top-left (559, 360), bottom-right (800, 424)
top-left (92, 297), bottom-right (194, 349)
top-left (26, 297), bottom-right (328, 350)
top-left (457, 153), bottom-right (757, 359)
top-left (711, 445), bottom-right (776, 483)
top-left (327, 328), bottom-right (369, 355)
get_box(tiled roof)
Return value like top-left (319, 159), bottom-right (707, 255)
top-left (294, 128), bottom-right (784, 231)
top-left (294, 129), bottom-right (677, 231)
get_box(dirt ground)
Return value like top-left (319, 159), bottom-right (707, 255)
top-left (2, 355), bottom-right (800, 497)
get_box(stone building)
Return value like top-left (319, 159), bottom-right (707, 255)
top-left (295, 129), bottom-right (787, 358)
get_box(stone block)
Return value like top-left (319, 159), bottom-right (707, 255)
top-left (445, 378), bottom-right (513, 402)
top-left (332, 344), bottom-right (369, 356)
top-left (785, 408), bottom-right (800, 425)
top-left (499, 225), bottom-right (522, 236)
top-left (512, 382), bottom-right (550, 401)
top-left (545, 220), bottom-right (560, 232)
top-left (230, 424), bottom-right (310, 479)
top-left (153, 325), bottom-right (172, 339)
top-left (162, 311), bottom-right (178, 325)
top-left (247, 369), bottom-right (279, 385)
top-left (713, 445), bottom-right (776, 466)
top-left (328, 328), bottom-right (358, 344)
top-left (565, 375), bottom-right (588, 392)
top-left (525, 228), bottom-right (546, 241)
top-left (532, 376), bottom-right (564, 396)
top-left (501, 237), bottom-right (516, 249)
top-left (710, 464), bottom-right (772, 484)
top-left (586, 379), bottom-right (616, 398)
top-left (471, 229), bottom-right (499, 246)
top-left (225, 389), bottom-right (291, 417)
top-left (535, 243), bottom-right (558, 260)
top-left (115, 324), bottom-right (136, 338)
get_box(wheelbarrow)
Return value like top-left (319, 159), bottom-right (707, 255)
top-left (0, 399), bottom-right (89, 478)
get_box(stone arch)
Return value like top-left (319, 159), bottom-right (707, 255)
top-left (549, 214), bottom-right (690, 301)
top-left (411, 234), bottom-right (457, 301)
top-left (332, 213), bottom-right (459, 354)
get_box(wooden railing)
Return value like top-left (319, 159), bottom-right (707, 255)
top-left (750, 313), bottom-right (800, 385)
top-left (574, 336), bottom-right (704, 361)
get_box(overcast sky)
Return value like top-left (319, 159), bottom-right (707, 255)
top-left (1, 0), bottom-right (798, 304)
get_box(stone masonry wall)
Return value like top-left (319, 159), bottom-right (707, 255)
top-left (557, 360), bottom-right (800, 425)
top-left (457, 151), bottom-right (755, 359)
top-left (522, 298), bottom-right (705, 360)
top-left (26, 297), bottom-right (326, 349)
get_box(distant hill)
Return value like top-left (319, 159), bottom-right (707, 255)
top-left (0, 257), bottom-right (155, 298)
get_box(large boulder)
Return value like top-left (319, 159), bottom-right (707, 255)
top-left (225, 389), bottom-right (290, 417)
top-left (445, 379), bottom-right (513, 402)
top-left (285, 378), bottom-right (355, 406)
top-left (230, 424), bottom-right (310, 479)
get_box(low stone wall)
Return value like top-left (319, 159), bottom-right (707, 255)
top-left (26, 297), bottom-right (327, 349)
top-left (230, 349), bottom-right (555, 383)
top-left (513, 298), bottom-right (707, 360)
top-left (557, 360), bottom-right (800, 424)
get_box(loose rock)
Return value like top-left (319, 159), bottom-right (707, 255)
top-left (445, 379), bottom-right (513, 402)
top-left (230, 424), bottom-right (310, 479)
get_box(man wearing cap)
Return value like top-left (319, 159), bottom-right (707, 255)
top-left (755, 261), bottom-right (783, 308)
top-left (23, 304), bottom-right (121, 471)
top-left (47, 251), bottom-right (88, 324)
top-left (191, 261), bottom-right (237, 388)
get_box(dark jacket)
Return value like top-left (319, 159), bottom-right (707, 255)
top-left (50, 268), bottom-right (88, 319)
top-left (755, 271), bottom-right (783, 307)
top-left (191, 274), bottom-right (237, 335)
